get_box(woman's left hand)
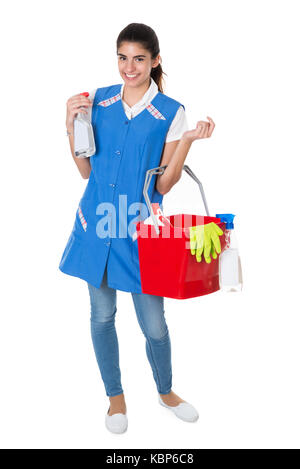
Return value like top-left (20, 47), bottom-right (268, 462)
top-left (182, 116), bottom-right (215, 143)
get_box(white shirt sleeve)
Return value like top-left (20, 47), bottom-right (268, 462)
top-left (165, 106), bottom-right (189, 143)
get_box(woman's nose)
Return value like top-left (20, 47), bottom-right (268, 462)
top-left (124, 61), bottom-right (136, 72)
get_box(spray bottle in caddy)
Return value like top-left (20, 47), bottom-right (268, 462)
top-left (74, 92), bottom-right (96, 158)
top-left (215, 213), bottom-right (243, 292)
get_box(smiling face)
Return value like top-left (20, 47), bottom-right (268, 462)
top-left (117, 41), bottom-right (160, 88)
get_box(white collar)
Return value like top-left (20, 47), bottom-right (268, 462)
top-left (120, 77), bottom-right (158, 109)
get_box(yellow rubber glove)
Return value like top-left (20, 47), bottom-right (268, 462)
top-left (189, 222), bottom-right (224, 263)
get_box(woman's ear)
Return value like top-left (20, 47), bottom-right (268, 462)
top-left (152, 54), bottom-right (161, 69)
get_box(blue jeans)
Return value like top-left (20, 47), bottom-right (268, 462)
top-left (87, 266), bottom-right (172, 397)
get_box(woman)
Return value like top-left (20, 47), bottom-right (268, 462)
top-left (59, 23), bottom-right (215, 434)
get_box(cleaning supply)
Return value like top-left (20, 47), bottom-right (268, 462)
top-left (131, 203), bottom-right (171, 241)
top-left (74, 92), bottom-right (96, 158)
top-left (133, 164), bottom-right (226, 299)
top-left (215, 214), bottom-right (243, 292)
top-left (189, 222), bottom-right (224, 263)
top-left (142, 203), bottom-right (171, 227)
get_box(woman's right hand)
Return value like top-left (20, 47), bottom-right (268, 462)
top-left (66, 93), bottom-right (93, 130)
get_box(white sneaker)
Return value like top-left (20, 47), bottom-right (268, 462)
top-left (105, 408), bottom-right (128, 434)
top-left (158, 395), bottom-right (199, 422)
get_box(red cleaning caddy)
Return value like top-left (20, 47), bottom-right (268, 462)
top-left (134, 165), bottom-right (226, 299)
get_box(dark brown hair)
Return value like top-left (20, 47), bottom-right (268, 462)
top-left (116, 23), bottom-right (167, 93)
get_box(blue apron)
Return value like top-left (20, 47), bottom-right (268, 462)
top-left (59, 83), bottom-right (184, 293)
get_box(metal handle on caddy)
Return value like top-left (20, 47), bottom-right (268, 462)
top-left (143, 165), bottom-right (211, 235)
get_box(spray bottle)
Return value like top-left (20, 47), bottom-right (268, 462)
top-left (74, 92), bottom-right (96, 158)
top-left (216, 213), bottom-right (243, 292)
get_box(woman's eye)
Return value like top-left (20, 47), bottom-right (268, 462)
top-left (118, 57), bottom-right (144, 62)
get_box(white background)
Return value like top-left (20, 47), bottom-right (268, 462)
top-left (1, 0), bottom-right (299, 449)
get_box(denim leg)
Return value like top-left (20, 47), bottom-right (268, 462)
top-left (131, 293), bottom-right (172, 394)
top-left (87, 267), bottom-right (123, 397)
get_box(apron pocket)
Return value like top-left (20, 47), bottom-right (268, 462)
top-left (74, 198), bottom-right (92, 238)
top-left (78, 205), bottom-right (88, 232)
